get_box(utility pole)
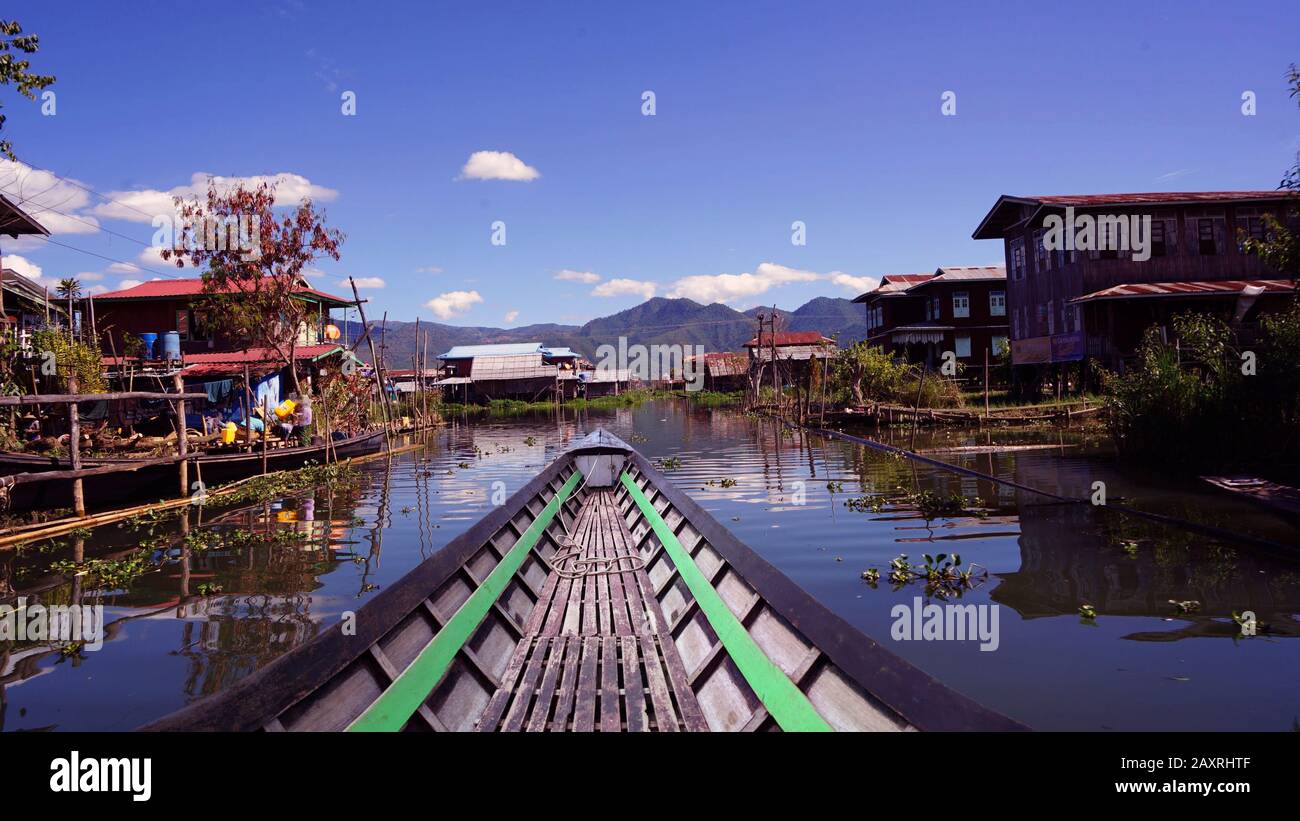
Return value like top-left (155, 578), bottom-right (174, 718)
top-left (770, 306), bottom-right (779, 415)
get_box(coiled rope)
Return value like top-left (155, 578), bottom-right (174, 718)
top-left (546, 454), bottom-right (646, 579)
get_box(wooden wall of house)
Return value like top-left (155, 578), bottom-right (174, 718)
top-left (1000, 201), bottom-right (1296, 342)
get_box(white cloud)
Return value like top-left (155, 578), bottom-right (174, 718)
top-left (425, 290), bottom-right (483, 320)
top-left (90, 172), bottom-right (339, 224)
top-left (457, 150), bottom-right (540, 182)
top-left (86, 284), bottom-right (108, 295)
top-left (4, 254), bottom-right (43, 281)
top-left (666, 262), bottom-right (821, 304)
top-left (116, 279), bottom-right (144, 290)
top-left (504, 309), bottom-right (519, 323)
top-left (134, 245), bottom-right (191, 272)
top-left (0, 159), bottom-right (101, 235)
top-left (351, 276), bottom-right (385, 289)
top-left (829, 272), bottom-right (878, 294)
top-left (554, 269), bottom-right (600, 284)
top-left (76, 270), bottom-right (105, 281)
top-left (416, 265), bottom-right (444, 275)
top-left (592, 278), bottom-right (657, 299)
top-left (107, 261), bottom-right (143, 274)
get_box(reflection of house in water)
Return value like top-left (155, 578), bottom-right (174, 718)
top-left (991, 457), bottom-right (1300, 640)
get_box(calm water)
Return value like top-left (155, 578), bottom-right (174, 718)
top-left (2, 399), bottom-right (1297, 731)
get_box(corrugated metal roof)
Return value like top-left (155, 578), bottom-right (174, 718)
top-left (743, 331), bottom-right (836, 347)
top-left (698, 352), bottom-right (748, 377)
top-left (542, 346), bottom-right (578, 358)
top-left (94, 277), bottom-right (353, 305)
top-left (1071, 279), bottom-right (1299, 303)
top-left (930, 265), bottom-right (1006, 282)
top-left (1033, 192), bottom-right (1291, 206)
top-left (439, 342), bottom-right (543, 359)
top-left (853, 273), bottom-right (934, 302)
top-left (179, 344), bottom-right (344, 364)
top-left (469, 353), bottom-right (558, 380)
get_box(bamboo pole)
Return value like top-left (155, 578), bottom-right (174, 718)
top-left (349, 276), bottom-right (392, 450)
top-left (67, 374), bottom-right (85, 517)
top-left (261, 396), bottom-right (269, 475)
top-left (984, 347), bottom-right (990, 424)
top-left (174, 371), bottom-right (188, 497)
top-left (243, 366), bottom-right (253, 447)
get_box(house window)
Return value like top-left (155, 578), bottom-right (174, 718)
top-left (1237, 215), bottom-right (1269, 251)
top-left (1033, 229), bottom-right (1049, 273)
top-left (954, 334), bottom-right (971, 358)
top-left (1150, 220), bottom-right (1166, 257)
top-left (931, 296), bottom-right (941, 320)
top-left (1198, 218), bottom-right (1217, 255)
top-left (952, 291), bottom-right (970, 318)
top-left (1012, 309), bottom-right (1021, 339)
top-left (1036, 304), bottom-right (1047, 334)
top-left (992, 336), bottom-right (1008, 356)
top-left (1046, 300), bottom-right (1055, 335)
top-left (989, 290), bottom-right (1006, 316)
top-left (1010, 238), bottom-right (1026, 280)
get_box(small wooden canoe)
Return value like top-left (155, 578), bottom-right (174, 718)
top-left (143, 429), bottom-right (1024, 732)
top-left (1201, 475), bottom-right (1300, 523)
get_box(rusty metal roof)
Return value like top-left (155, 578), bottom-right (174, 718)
top-left (1071, 279), bottom-right (1298, 303)
top-left (743, 331), bottom-right (836, 347)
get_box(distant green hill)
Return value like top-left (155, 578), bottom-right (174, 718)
top-left (349, 295), bottom-right (867, 365)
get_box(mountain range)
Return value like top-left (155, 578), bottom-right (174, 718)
top-left (347, 296), bottom-right (869, 366)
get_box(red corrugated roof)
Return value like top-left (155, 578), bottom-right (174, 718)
top-left (1071, 279), bottom-right (1298, 303)
top-left (1032, 191), bottom-right (1291, 206)
top-left (182, 345), bottom-right (343, 363)
top-left (94, 277), bottom-right (353, 305)
top-left (743, 331), bottom-right (835, 347)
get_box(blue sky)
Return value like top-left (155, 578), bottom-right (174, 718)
top-left (2, 0), bottom-right (1297, 328)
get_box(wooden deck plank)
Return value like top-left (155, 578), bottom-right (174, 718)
top-left (600, 636), bottom-right (621, 732)
top-left (478, 488), bottom-right (709, 733)
top-left (639, 634), bottom-right (678, 732)
top-left (550, 635), bottom-right (581, 732)
top-left (527, 635), bottom-right (568, 732)
top-left (622, 635), bottom-right (646, 732)
top-left (501, 638), bottom-right (550, 732)
top-left (573, 636), bottom-right (599, 732)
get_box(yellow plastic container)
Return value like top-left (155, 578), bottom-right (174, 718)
top-left (274, 399), bottom-right (296, 419)
top-left (221, 422), bottom-right (237, 444)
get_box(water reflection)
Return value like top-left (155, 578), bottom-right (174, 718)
top-left (1, 402), bottom-right (1297, 731)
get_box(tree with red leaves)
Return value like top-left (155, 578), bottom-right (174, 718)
top-left (160, 180), bottom-right (345, 393)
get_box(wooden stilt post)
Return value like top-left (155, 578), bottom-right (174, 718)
top-left (261, 396), bottom-right (269, 475)
top-left (243, 365), bottom-right (253, 447)
top-left (984, 347), bottom-right (990, 424)
top-left (67, 374), bottom-right (85, 517)
top-left (349, 277), bottom-right (391, 450)
top-left (910, 366), bottom-right (926, 452)
top-left (174, 370), bottom-right (188, 498)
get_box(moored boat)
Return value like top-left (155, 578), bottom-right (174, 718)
top-left (1201, 475), bottom-right (1300, 524)
top-left (0, 429), bottom-right (387, 513)
top-left (142, 428), bottom-right (1024, 732)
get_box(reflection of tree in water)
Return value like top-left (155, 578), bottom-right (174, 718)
top-left (993, 500), bottom-right (1300, 640)
top-left (0, 471), bottom-right (378, 724)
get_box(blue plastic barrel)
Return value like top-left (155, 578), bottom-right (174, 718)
top-left (139, 332), bottom-right (158, 360)
top-left (161, 331), bottom-right (182, 361)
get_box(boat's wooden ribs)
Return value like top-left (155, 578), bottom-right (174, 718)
top-left (615, 464), bottom-right (910, 733)
top-left (477, 490), bottom-right (707, 731)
